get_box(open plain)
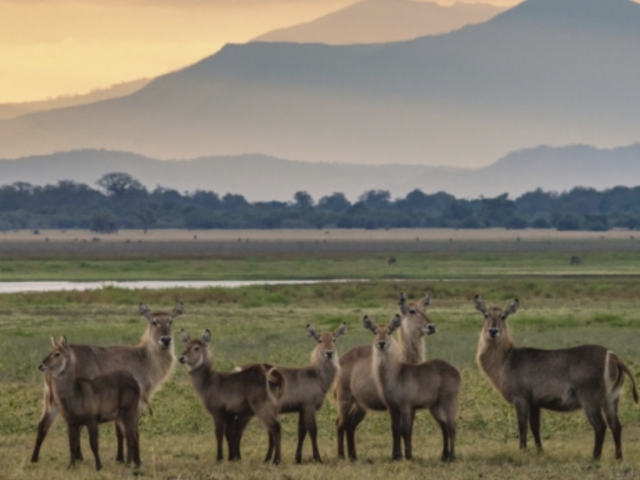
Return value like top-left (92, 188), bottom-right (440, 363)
top-left (1, 230), bottom-right (640, 480)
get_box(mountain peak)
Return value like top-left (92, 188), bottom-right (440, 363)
top-left (491, 0), bottom-right (640, 33)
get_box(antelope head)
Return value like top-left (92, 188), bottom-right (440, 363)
top-left (139, 301), bottom-right (184, 348)
top-left (39, 336), bottom-right (71, 376)
top-left (306, 322), bottom-right (347, 366)
top-left (179, 329), bottom-right (210, 371)
top-left (363, 314), bottom-right (402, 353)
top-left (398, 291), bottom-right (436, 339)
top-left (475, 295), bottom-right (519, 342)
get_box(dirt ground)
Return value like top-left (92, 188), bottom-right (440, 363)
top-left (1, 228), bottom-right (637, 243)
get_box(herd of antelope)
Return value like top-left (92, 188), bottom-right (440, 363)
top-left (32, 292), bottom-right (638, 471)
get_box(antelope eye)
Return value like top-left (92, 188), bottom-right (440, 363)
top-left (409, 310), bottom-right (416, 315)
top-left (153, 320), bottom-right (158, 326)
top-left (53, 352), bottom-right (60, 357)
top-left (194, 347), bottom-right (199, 351)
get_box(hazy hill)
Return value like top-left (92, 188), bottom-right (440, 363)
top-left (253, 0), bottom-right (505, 44)
top-left (0, 79), bottom-right (150, 121)
top-left (2, 144), bottom-right (640, 201)
top-left (0, 0), bottom-right (639, 167)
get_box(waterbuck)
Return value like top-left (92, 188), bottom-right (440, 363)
top-left (39, 336), bottom-right (148, 471)
top-left (366, 314), bottom-right (460, 461)
top-left (31, 302), bottom-right (183, 463)
top-left (257, 322), bottom-right (347, 464)
top-left (335, 291), bottom-right (436, 460)
top-left (179, 329), bottom-right (286, 464)
top-left (474, 295), bottom-right (639, 460)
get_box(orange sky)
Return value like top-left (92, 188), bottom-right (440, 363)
top-left (1, 0), bottom-right (523, 103)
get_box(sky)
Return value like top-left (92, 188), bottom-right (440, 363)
top-left (1, 0), bottom-right (524, 103)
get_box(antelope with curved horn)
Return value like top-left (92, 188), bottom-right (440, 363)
top-left (366, 314), bottom-right (460, 461)
top-left (31, 302), bottom-right (183, 464)
top-left (335, 291), bottom-right (436, 460)
top-left (474, 295), bottom-right (639, 460)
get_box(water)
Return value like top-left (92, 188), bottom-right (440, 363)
top-left (0, 279), bottom-right (356, 294)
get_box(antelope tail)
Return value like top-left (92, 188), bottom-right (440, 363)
top-left (264, 366), bottom-right (285, 405)
top-left (618, 359), bottom-right (639, 404)
top-left (139, 387), bottom-right (154, 417)
top-left (42, 374), bottom-right (54, 415)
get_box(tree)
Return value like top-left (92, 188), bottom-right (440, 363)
top-left (359, 190), bottom-right (391, 208)
top-left (318, 193), bottom-right (351, 212)
top-left (222, 193), bottom-right (249, 211)
top-left (96, 173), bottom-right (145, 198)
top-left (90, 209), bottom-right (118, 233)
top-left (137, 207), bottom-right (157, 233)
top-left (293, 191), bottom-right (314, 209)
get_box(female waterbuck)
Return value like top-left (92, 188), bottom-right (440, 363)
top-left (474, 295), bottom-right (639, 460)
top-left (260, 323), bottom-right (347, 463)
top-left (39, 336), bottom-right (147, 471)
top-left (366, 314), bottom-right (460, 461)
top-left (31, 302), bottom-right (183, 463)
top-left (179, 329), bottom-right (285, 464)
top-left (335, 291), bottom-right (435, 460)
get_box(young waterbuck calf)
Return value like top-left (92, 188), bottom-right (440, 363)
top-left (335, 291), bottom-right (436, 460)
top-left (366, 315), bottom-right (460, 461)
top-left (179, 329), bottom-right (285, 464)
top-left (258, 323), bottom-right (347, 464)
top-left (31, 302), bottom-right (183, 464)
top-left (39, 336), bottom-right (147, 471)
top-left (474, 295), bottom-right (639, 460)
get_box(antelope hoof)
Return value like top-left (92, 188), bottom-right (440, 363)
top-left (273, 458), bottom-right (281, 466)
top-left (392, 453), bottom-right (402, 461)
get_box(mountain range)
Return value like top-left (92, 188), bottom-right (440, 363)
top-left (2, 144), bottom-right (640, 201)
top-left (253, 0), bottom-right (505, 44)
top-left (0, 0), bottom-right (639, 169)
top-left (0, 79), bottom-right (150, 122)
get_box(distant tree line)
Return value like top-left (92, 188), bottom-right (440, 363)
top-left (1, 172), bottom-right (640, 233)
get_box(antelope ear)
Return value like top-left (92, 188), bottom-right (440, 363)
top-left (179, 329), bottom-right (191, 344)
top-left (333, 322), bottom-right (347, 341)
top-left (139, 303), bottom-right (153, 321)
top-left (201, 329), bottom-right (211, 346)
top-left (50, 336), bottom-right (58, 348)
top-left (421, 291), bottom-right (432, 308)
top-left (502, 298), bottom-right (519, 319)
top-left (388, 314), bottom-right (402, 334)
top-left (60, 336), bottom-right (69, 352)
top-left (474, 295), bottom-right (488, 316)
top-left (398, 292), bottom-right (408, 313)
top-left (171, 302), bottom-right (184, 319)
top-left (306, 324), bottom-right (322, 343)
top-left (363, 315), bottom-right (377, 334)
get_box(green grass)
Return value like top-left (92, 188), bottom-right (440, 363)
top-left (2, 281), bottom-right (640, 479)
top-left (2, 250), bottom-right (640, 281)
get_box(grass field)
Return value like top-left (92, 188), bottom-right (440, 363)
top-left (2, 278), bottom-right (640, 480)
top-left (3, 250), bottom-right (640, 282)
